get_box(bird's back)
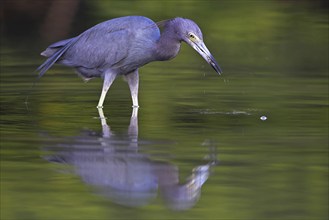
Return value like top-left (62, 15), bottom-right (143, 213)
top-left (40, 16), bottom-right (160, 79)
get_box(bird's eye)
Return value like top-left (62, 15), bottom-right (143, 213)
top-left (188, 32), bottom-right (198, 42)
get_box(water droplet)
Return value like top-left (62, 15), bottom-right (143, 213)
top-left (260, 116), bottom-right (267, 121)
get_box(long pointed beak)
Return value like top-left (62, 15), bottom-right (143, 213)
top-left (190, 41), bottom-right (222, 75)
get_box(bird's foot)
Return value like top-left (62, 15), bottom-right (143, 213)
top-left (132, 105), bottom-right (139, 108)
top-left (97, 105), bottom-right (104, 109)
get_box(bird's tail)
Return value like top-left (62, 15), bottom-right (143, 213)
top-left (36, 36), bottom-right (79, 78)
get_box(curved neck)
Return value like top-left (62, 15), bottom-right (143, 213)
top-left (155, 20), bottom-right (181, 61)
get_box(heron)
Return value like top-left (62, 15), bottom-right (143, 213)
top-left (37, 16), bottom-right (222, 108)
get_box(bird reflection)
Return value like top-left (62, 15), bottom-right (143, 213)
top-left (45, 108), bottom-right (218, 210)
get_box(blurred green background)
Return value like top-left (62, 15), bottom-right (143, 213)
top-left (1, 0), bottom-right (328, 220)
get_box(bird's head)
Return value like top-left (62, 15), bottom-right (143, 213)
top-left (173, 18), bottom-right (222, 75)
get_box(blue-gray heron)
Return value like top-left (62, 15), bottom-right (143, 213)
top-left (38, 16), bottom-right (222, 108)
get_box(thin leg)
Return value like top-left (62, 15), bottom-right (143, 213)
top-left (97, 72), bottom-right (117, 108)
top-left (124, 69), bottom-right (139, 108)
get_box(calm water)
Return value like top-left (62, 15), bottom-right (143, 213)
top-left (1, 1), bottom-right (328, 220)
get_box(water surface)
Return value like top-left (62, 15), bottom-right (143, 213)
top-left (1, 1), bottom-right (328, 220)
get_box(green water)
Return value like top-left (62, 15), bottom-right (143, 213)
top-left (1, 1), bottom-right (328, 220)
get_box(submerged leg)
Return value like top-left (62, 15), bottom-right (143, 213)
top-left (97, 72), bottom-right (117, 108)
top-left (128, 107), bottom-right (139, 150)
top-left (97, 107), bottom-right (112, 138)
top-left (124, 69), bottom-right (139, 108)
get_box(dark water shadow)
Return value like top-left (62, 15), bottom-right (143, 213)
top-left (43, 108), bottom-right (218, 210)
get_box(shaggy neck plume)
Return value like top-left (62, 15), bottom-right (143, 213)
top-left (155, 19), bottom-right (182, 61)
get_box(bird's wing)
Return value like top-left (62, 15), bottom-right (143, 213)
top-left (38, 17), bottom-right (158, 77)
top-left (61, 21), bottom-right (133, 71)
